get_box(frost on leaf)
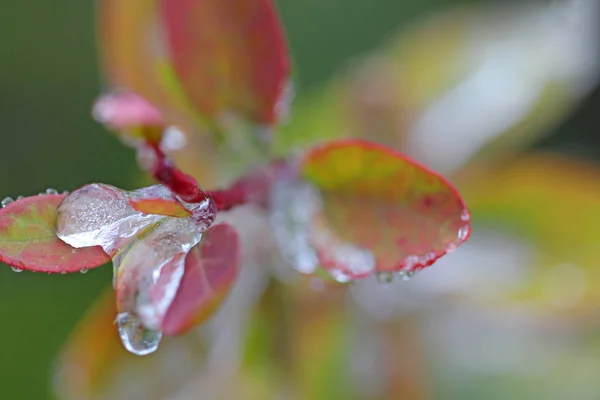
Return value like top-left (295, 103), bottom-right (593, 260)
top-left (270, 139), bottom-right (471, 282)
top-left (0, 194), bottom-right (109, 273)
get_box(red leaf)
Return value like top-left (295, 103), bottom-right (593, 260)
top-left (300, 139), bottom-right (470, 280)
top-left (161, 223), bottom-right (241, 335)
top-left (160, 0), bottom-right (291, 126)
top-left (0, 195), bottom-right (110, 273)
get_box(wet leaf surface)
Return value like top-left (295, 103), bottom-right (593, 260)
top-left (0, 194), bottom-right (109, 273)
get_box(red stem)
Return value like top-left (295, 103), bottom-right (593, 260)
top-left (144, 140), bottom-right (291, 212)
top-left (207, 160), bottom-right (291, 211)
top-left (147, 142), bottom-right (207, 203)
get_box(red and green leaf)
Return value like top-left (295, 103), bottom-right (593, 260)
top-left (0, 195), bottom-right (110, 273)
top-left (161, 222), bottom-right (241, 335)
top-left (129, 197), bottom-right (192, 218)
top-left (301, 139), bottom-right (470, 279)
top-left (98, 0), bottom-right (290, 140)
top-left (93, 92), bottom-right (165, 132)
top-left (160, 0), bottom-right (290, 126)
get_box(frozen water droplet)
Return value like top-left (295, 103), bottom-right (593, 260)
top-left (80, 268), bottom-right (88, 274)
top-left (461, 209), bottom-right (470, 222)
top-left (376, 271), bottom-right (394, 284)
top-left (457, 225), bottom-right (470, 241)
top-left (398, 270), bottom-right (416, 281)
top-left (161, 126), bottom-right (187, 152)
top-left (113, 216), bottom-right (201, 330)
top-left (330, 270), bottom-right (352, 283)
top-left (1, 197), bottom-right (14, 207)
top-left (116, 312), bottom-right (162, 356)
top-left (55, 183), bottom-right (164, 256)
top-left (45, 188), bottom-right (58, 195)
top-left (11, 267), bottom-right (23, 273)
top-left (269, 180), bottom-right (320, 274)
top-left (445, 242), bottom-right (458, 253)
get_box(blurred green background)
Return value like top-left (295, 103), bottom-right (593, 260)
top-left (0, 0), bottom-right (599, 399)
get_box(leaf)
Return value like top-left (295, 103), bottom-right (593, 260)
top-left (92, 92), bottom-right (165, 132)
top-left (298, 139), bottom-right (470, 279)
top-left (98, 0), bottom-right (197, 136)
top-left (99, 0), bottom-right (290, 138)
top-left (129, 197), bottom-right (191, 218)
top-left (162, 223), bottom-right (241, 335)
top-left (160, 0), bottom-right (291, 126)
top-left (0, 195), bottom-right (110, 273)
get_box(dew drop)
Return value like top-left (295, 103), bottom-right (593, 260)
top-left (71, 249), bottom-right (77, 255)
top-left (17, 196), bottom-right (24, 200)
top-left (60, 271), bottom-right (67, 275)
top-left (161, 126), bottom-right (187, 152)
top-left (445, 242), bottom-right (458, 253)
top-left (116, 312), bottom-right (162, 356)
top-left (79, 268), bottom-right (88, 274)
top-left (330, 270), bottom-right (352, 283)
top-left (376, 271), bottom-right (394, 284)
top-left (457, 225), bottom-right (470, 241)
top-left (1, 197), bottom-right (14, 207)
top-left (45, 188), bottom-right (59, 195)
top-left (11, 267), bottom-right (23, 273)
top-left (398, 270), bottom-right (417, 281)
top-left (461, 209), bottom-right (470, 222)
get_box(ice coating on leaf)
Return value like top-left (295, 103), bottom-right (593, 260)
top-left (271, 139), bottom-right (471, 281)
top-left (116, 312), bottom-right (163, 356)
top-left (56, 183), bottom-right (217, 353)
top-left (56, 184), bottom-right (163, 256)
top-left (128, 184), bottom-right (192, 217)
top-left (0, 194), bottom-right (110, 273)
top-left (161, 223), bottom-right (241, 336)
top-left (269, 179), bottom-right (320, 274)
top-left (113, 216), bottom-right (203, 331)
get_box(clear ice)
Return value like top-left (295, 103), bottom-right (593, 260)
top-left (56, 183), bottom-right (213, 355)
top-left (269, 179), bottom-right (321, 274)
top-left (270, 178), bottom-right (376, 279)
top-left (117, 312), bottom-right (163, 356)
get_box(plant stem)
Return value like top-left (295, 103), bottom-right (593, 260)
top-left (146, 142), bottom-right (207, 203)
top-left (207, 160), bottom-right (291, 211)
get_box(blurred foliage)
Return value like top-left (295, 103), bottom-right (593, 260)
top-left (0, 0), bottom-right (599, 399)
